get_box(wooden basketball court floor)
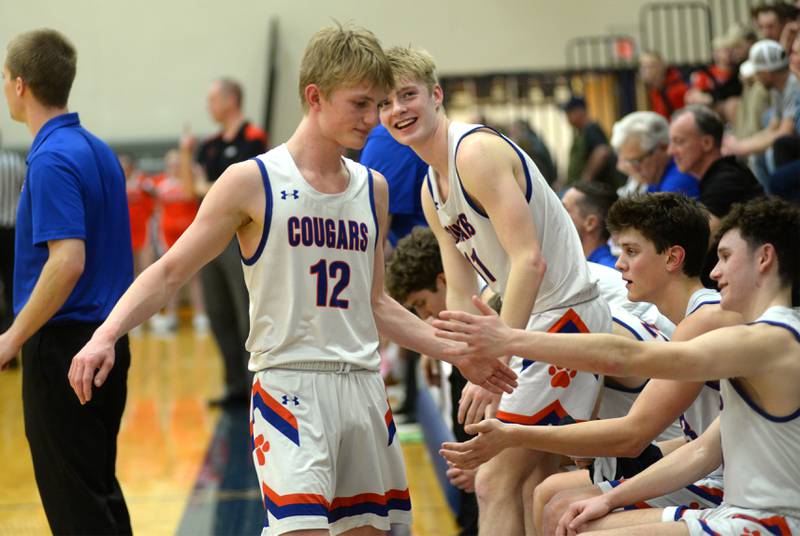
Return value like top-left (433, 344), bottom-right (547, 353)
top-left (0, 324), bottom-right (458, 535)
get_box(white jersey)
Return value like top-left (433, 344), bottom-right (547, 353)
top-left (243, 146), bottom-right (380, 371)
top-left (427, 122), bottom-right (597, 313)
top-left (680, 288), bottom-right (723, 442)
top-left (721, 306), bottom-right (800, 514)
top-left (588, 262), bottom-right (675, 337)
top-left (598, 305), bottom-right (681, 444)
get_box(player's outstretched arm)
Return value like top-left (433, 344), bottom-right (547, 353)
top-left (369, 172), bottom-right (517, 395)
top-left (68, 161), bottom-right (262, 404)
top-left (434, 296), bottom-right (793, 382)
top-left (557, 418), bottom-right (722, 535)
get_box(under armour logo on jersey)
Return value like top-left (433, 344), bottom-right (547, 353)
top-left (281, 190), bottom-right (300, 200)
top-left (281, 395), bottom-right (300, 406)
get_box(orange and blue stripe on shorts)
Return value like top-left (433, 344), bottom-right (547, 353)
top-left (261, 485), bottom-right (411, 526)
top-left (384, 403), bottom-right (396, 446)
top-left (251, 380), bottom-right (300, 446)
top-left (730, 514), bottom-right (793, 536)
top-left (497, 399), bottom-right (573, 426)
top-left (520, 308), bottom-right (590, 373)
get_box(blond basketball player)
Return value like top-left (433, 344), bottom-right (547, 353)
top-left (66, 25), bottom-right (515, 536)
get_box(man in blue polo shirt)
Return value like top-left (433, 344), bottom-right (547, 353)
top-left (0, 29), bottom-right (133, 534)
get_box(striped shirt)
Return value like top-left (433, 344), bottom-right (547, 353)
top-left (0, 150), bottom-right (26, 227)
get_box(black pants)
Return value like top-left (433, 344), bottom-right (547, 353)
top-left (22, 323), bottom-right (132, 535)
top-left (449, 368), bottom-right (479, 536)
top-left (0, 226), bottom-right (14, 331)
top-left (200, 238), bottom-right (251, 397)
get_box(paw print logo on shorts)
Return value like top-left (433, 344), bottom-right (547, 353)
top-left (548, 365), bottom-right (577, 388)
top-left (741, 529), bottom-right (761, 536)
top-left (253, 434), bottom-right (270, 466)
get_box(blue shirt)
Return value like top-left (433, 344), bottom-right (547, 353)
top-left (15, 113), bottom-right (133, 323)
top-left (587, 243), bottom-right (618, 269)
top-left (648, 158), bottom-right (700, 198)
top-left (360, 125), bottom-right (428, 245)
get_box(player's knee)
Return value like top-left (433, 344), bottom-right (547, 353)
top-left (541, 488), bottom-right (580, 534)
top-left (532, 473), bottom-right (562, 511)
top-left (474, 464), bottom-right (513, 504)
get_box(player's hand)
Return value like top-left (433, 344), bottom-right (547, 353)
top-left (446, 462), bottom-right (476, 493)
top-left (457, 382), bottom-right (501, 425)
top-left (556, 495), bottom-right (613, 536)
top-left (434, 296), bottom-right (514, 360)
top-left (440, 418), bottom-right (511, 469)
top-left (0, 332), bottom-right (21, 371)
top-left (68, 333), bottom-right (117, 404)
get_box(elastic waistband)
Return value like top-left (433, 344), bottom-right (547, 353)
top-left (270, 361), bottom-right (371, 373)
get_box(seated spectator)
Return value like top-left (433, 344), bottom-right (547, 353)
top-left (766, 33), bottom-right (800, 202)
top-left (561, 181), bottom-right (619, 268)
top-left (686, 34), bottom-right (736, 108)
top-left (639, 51), bottom-right (689, 118)
top-left (563, 96), bottom-right (623, 188)
top-left (669, 105), bottom-right (764, 232)
top-left (751, 2), bottom-right (797, 44)
top-left (611, 111), bottom-right (700, 198)
top-left (724, 40), bottom-right (800, 160)
top-left (508, 119), bottom-right (557, 185)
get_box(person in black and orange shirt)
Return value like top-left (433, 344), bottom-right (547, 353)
top-left (640, 51), bottom-right (689, 119)
top-left (180, 77), bottom-right (267, 407)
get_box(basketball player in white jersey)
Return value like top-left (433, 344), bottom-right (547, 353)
top-left (436, 197), bottom-right (800, 536)
top-left (378, 47), bottom-right (611, 534)
top-left (65, 25), bottom-right (517, 536)
top-left (438, 194), bottom-right (741, 534)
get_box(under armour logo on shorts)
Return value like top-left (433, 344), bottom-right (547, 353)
top-left (282, 395), bottom-right (300, 406)
top-left (281, 190), bottom-right (300, 200)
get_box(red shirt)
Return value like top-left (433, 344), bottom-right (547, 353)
top-left (648, 68), bottom-right (688, 118)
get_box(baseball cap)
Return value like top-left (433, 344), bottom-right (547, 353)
top-left (749, 39), bottom-right (788, 72)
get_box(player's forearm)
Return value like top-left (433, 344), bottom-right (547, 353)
top-left (500, 254), bottom-right (544, 331)
top-left (5, 250), bottom-right (83, 346)
top-left (604, 431), bottom-right (721, 509)
top-left (374, 292), bottom-right (457, 364)
top-left (92, 256), bottom-right (188, 345)
top-left (505, 331), bottom-right (633, 377)
top-left (506, 416), bottom-right (653, 458)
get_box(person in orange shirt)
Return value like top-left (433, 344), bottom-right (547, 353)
top-left (120, 154), bottom-right (155, 277)
top-left (150, 150), bottom-right (208, 334)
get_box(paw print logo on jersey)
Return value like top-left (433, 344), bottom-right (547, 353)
top-left (548, 365), bottom-right (577, 388)
top-left (253, 434), bottom-right (270, 466)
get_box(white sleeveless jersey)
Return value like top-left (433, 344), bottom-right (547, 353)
top-left (680, 288), bottom-right (723, 440)
top-left (243, 145), bottom-right (380, 371)
top-left (721, 306), bottom-right (800, 513)
top-left (598, 305), bottom-right (681, 440)
top-left (427, 122), bottom-right (597, 313)
top-left (588, 262), bottom-right (675, 337)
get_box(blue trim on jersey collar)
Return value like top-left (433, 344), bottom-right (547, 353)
top-left (727, 377), bottom-right (800, 422)
top-left (367, 169), bottom-right (379, 251)
top-left (687, 299), bottom-right (720, 316)
top-left (611, 317), bottom-right (645, 341)
top-left (751, 319), bottom-right (800, 343)
top-left (241, 157), bottom-right (273, 266)
top-left (452, 125), bottom-right (533, 219)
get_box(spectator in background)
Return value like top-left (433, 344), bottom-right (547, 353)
top-left (751, 2), bottom-right (796, 43)
top-left (611, 111), bottom-right (700, 198)
top-left (0, 131), bottom-right (25, 335)
top-left (120, 154), bottom-right (154, 278)
top-left (360, 122), bottom-right (429, 422)
top-left (149, 150), bottom-right (208, 334)
top-left (639, 51), bottom-right (689, 119)
top-left (669, 105), bottom-right (763, 232)
top-left (560, 182), bottom-right (619, 268)
top-left (564, 96), bottom-right (622, 188)
top-left (724, 40), bottom-right (800, 168)
top-left (508, 119), bottom-right (557, 186)
top-left (180, 77), bottom-right (267, 407)
top-left (686, 34), bottom-right (737, 110)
